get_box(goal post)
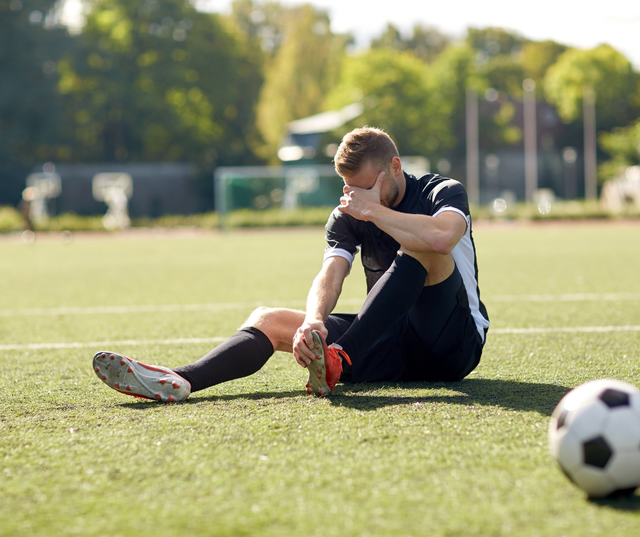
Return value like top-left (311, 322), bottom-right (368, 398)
top-left (214, 165), bottom-right (342, 229)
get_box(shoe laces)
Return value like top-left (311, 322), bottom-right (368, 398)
top-left (327, 344), bottom-right (352, 366)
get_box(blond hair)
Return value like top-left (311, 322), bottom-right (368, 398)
top-left (334, 127), bottom-right (399, 177)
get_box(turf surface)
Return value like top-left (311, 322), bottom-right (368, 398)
top-left (1, 222), bottom-right (640, 536)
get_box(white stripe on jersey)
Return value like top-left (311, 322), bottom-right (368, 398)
top-left (434, 207), bottom-right (490, 342)
top-left (323, 247), bottom-right (355, 268)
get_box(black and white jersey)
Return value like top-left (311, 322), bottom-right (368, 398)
top-left (324, 172), bottom-right (490, 342)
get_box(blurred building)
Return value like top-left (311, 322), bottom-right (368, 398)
top-left (31, 163), bottom-right (207, 217)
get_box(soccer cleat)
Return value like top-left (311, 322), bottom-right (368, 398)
top-left (92, 351), bottom-right (191, 402)
top-left (305, 331), bottom-right (351, 397)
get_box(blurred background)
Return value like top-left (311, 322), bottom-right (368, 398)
top-left (1, 0), bottom-right (640, 226)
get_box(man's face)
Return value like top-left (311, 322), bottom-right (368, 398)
top-left (342, 160), bottom-right (400, 208)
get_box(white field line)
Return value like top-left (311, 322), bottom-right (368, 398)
top-left (488, 293), bottom-right (640, 302)
top-left (0, 299), bottom-right (362, 317)
top-left (1, 293), bottom-right (639, 317)
top-left (3, 326), bottom-right (640, 351)
top-left (0, 337), bottom-right (226, 351)
top-left (491, 325), bottom-right (640, 334)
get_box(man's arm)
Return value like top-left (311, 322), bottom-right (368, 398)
top-left (292, 255), bottom-right (350, 366)
top-left (340, 171), bottom-right (466, 255)
top-left (366, 209), bottom-right (466, 255)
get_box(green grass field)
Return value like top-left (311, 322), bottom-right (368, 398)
top-left (1, 221), bottom-right (640, 536)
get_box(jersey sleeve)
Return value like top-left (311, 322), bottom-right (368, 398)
top-left (324, 207), bottom-right (360, 267)
top-left (425, 178), bottom-right (470, 224)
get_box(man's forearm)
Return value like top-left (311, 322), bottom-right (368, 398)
top-left (365, 206), bottom-right (465, 255)
top-left (305, 271), bottom-right (341, 322)
top-left (305, 259), bottom-right (348, 323)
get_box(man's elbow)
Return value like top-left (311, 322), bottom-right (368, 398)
top-left (429, 232), bottom-right (458, 255)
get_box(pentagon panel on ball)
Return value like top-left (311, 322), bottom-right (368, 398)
top-left (548, 379), bottom-right (640, 498)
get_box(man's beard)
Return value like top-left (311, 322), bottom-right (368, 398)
top-left (384, 177), bottom-right (400, 208)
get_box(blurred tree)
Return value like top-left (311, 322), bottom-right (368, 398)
top-left (598, 118), bottom-right (640, 179)
top-left (465, 27), bottom-right (528, 100)
top-left (520, 39), bottom-right (567, 89)
top-left (325, 48), bottom-right (453, 157)
top-left (426, 44), bottom-right (482, 160)
top-left (0, 0), bottom-right (73, 204)
top-left (544, 45), bottom-right (640, 133)
top-left (466, 27), bottom-right (527, 61)
top-left (229, 0), bottom-right (288, 58)
top-left (56, 0), bottom-right (262, 170)
top-left (253, 3), bottom-right (349, 161)
top-left (370, 22), bottom-right (450, 63)
top-left (461, 28), bottom-right (532, 156)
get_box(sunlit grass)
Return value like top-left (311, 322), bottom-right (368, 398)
top-left (1, 223), bottom-right (640, 536)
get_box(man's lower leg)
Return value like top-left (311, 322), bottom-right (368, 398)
top-left (173, 327), bottom-right (274, 392)
top-left (335, 253), bottom-right (427, 359)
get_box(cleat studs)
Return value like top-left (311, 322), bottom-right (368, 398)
top-left (317, 375), bottom-right (321, 379)
top-left (110, 354), bottom-right (115, 360)
top-left (167, 397), bottom-right (175, 402)
top-left (159, 379), bottom-right (167, 385)
top-left (127, 367), bottom-right (133, 373)
top-left (101, 375), bottom-right (106, 380)
top-left (120, 359), bottom-right (126, 365)
top-left (317, 390), bottom-right (322, 395)
top-left (305, 382), bottom-right (309, 388)
top-left (155, 393), bottom-right (162, 400)
top-left (171, 381), bottom-right (180, 389)
top-left (126, 385), bottom-right (131, 391)
top-left (114, 383), bottom-right (120, 388)
top-left (306, 389), bottom-right (312, 394)
top-left (316, 356), bottom-right (321, 360)
top-left (94, 367), bottom-right (100, 372)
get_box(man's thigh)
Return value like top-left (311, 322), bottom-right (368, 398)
top-left (402, 281), bottom-right (483, 382)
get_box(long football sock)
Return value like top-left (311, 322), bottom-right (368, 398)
top-left (335, 252), bottom-right (427, 360)
top-left (173, 327), bottom-right (274, 392)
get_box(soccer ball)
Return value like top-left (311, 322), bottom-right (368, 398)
top-left (548, 379), bottom-right (640, 498)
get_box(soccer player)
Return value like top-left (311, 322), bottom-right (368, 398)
top-left (93, 127), bottom-right (489, 402)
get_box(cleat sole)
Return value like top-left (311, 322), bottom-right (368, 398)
top-left (305, 332), bottom-right (331, 397)
top-left (92, 351), bottom-right (191, 403)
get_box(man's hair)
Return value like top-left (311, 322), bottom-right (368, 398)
top-left (334, 127), bottom-right (399, 177)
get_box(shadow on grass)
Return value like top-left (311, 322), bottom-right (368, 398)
top-left (118, 390), bottom-right (306, 409)
top-left (329, 378), bottom-right (572, 416)
top-left (589, 492), bottom-right (640, 511)
top-left (119, 378), bottom-right (570, 416)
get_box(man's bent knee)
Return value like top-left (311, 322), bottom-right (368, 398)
top-left (398, 248), bottom-right (455, 286)
top-left (241, 307), bottom-right (305, 350)
top-left (242, 306), bottom-right (280, 330)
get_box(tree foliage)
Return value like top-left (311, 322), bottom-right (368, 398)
top-left (370, 23), bottom-right (450, 63)
top-left (324, 48), bottom-right (454, 157)
top-left (55, 0), bottom-right (262, 169)
top-left (544, 45), bottom-right (640, 132)
top-left (598, 119), bottom-right (640, 179)
top-left (253, 3), bottom-right (348, 161)
top-left (520, 40), bottom-right (567, 89)
top-left (0, 0), bottom-right (73, 202)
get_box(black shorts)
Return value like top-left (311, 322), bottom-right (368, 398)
top-left (324, 268), bottom-right (485, 383)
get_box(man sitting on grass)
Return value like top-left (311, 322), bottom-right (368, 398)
top-left (93, 127), bottom-right (490, 402)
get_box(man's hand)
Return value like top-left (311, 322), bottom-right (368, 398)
top-left (338, 170), bottom-right (385, 221)
top-left (292, 320), bottom-right (328, 367)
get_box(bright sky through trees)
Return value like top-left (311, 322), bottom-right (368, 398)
top-left (191, 0), bottom-right (640, 67)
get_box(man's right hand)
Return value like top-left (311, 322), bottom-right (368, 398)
top-left (292, 320), bottom-right (328, 367)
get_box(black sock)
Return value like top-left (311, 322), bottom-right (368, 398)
top-left (173, 327), bottom-right (274, 392)
top-left (336, 253), bottom-right (427, 360)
